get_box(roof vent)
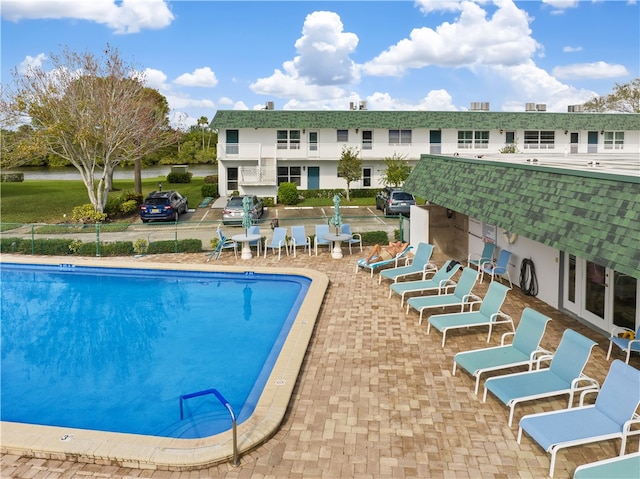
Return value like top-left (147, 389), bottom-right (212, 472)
top-left (470, 102), bottom-right (490, 111)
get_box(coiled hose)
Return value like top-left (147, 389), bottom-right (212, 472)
top-left (519, 258), bottom-right (538, 296)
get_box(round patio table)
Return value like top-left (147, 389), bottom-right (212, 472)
top-left (323, 233), bottom-right (352, 259)
top-left (232, 234), bottom-right (261, 260)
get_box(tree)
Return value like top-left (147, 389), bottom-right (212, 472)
top-left (336, 146), bottom-right (361, 202)
top-left (197, 116), bottom-right (208, 150)
top-left (582, 78), bottom-right (640, 113)
top-left (2, 45), bottom-right (179, 212)
top-left (380, 152), bottom-right (411, 187)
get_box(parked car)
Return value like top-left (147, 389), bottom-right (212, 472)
top-left (375, 187), bottom-right (416, 216)
top-left (139, 190), bottom-right (188, 223)
top-left (222, 195), bottom-right (264, 225)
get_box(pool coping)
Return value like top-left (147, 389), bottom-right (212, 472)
top-left (0, 256), bottom-right (329, 470)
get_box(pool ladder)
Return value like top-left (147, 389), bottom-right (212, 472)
top-left (179, 388), bottom-right (239, 466)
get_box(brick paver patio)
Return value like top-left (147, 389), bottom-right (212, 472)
top-left (2, 249), bottom-right (638, 478)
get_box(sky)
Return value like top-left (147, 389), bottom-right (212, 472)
top-left (1, 0), bottom-right (638, 128)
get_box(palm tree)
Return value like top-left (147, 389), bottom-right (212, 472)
top-left (197, 116), bottom-right (208, 150)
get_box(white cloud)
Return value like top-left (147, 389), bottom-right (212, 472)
top-left (173, 67), bottom-right (218, 87)
top-left (362, 0), bottom-right (539, 76)
top-left (552, 61), bottom-right (629, 79)
top-left (1, 0), bottom-right (174, 34)
top-left (250, 11), bottom-right (359, 101)
top-left (18, 53), bottom-right (47, 74)
top-left (414, 0), bottom-right (464, 15)
top-left (541, 0), bottom-right (579, 13)
top-left (142, 68), bottom-right (170, 91)
top-left (562, 46), bottom-right (583, 53)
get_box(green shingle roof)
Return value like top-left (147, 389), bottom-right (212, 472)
top-left (212, 110), bottom-right (640, 131)
top-left (403, 155), bottom-right (640, 278)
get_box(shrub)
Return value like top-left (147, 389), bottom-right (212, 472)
top-left (133, 238), bottom-right (149, 255)
top-left (0, 172), bottom-right (24, 182)
top-left (147, 239), bottom-right (202, 254)
top-left (204, 175), bottom-right (218, 184)
top-left (72, 204), bottom-right (108, 224)
top-left (119, 199), bottom-right (139, 215)
top-left (278, 182), bottom-right (299, 205)
top-left (361, 230), bottom-right (390, 246)
top-left (32, 239), bottom-right (74, 255)
top-left (201, 184), bottom-right (218, 198)
top-left (0, 237), bottom-right (25, 253)
top-left (262, 197), bottom-right (275, 208)
top-left (167, 171), bottom-right (193, 183)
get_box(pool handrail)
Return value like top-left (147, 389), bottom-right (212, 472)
top-left (179, 388), bottom-right (239, 466)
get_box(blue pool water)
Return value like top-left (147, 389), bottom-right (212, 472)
top-left (0, 263), bottom-right (310, 439)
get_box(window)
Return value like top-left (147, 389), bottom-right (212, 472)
top-left (474, 131), bottom-right (489, 148)
top-left (362, 167), bottom-right (372, 187)
top-left (277, 130), bottom-right (301, 150)
top-left (362, 130), bottom-right (373, 150)
top-left (227, 167), bottom-right (238, 192)
top-left (604, 131), bottom-right (624, 150)
top-left (226, 130), bottom-right (239, 155)
top-left (389, 129), bottom-right (411, 145)
top-left (309, 131), bottom-right (318, 151)
top-left (524, 130), bottom-right (555, 149)
top-left (458, 131), bottom-right (473, 148)
top-left (337, 129), bottom-right (349, 142)
top-left (277, 166), bottom-right (302, 186)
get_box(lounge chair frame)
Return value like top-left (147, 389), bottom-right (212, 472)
top-left (517, 360), bottom-right (640, 477)
top-left (427, 280), bottom-right (512, 347)
top-left (355, 245), bottom-right (413, 278)
top-left (389, 259), bottom-right (461, 306)
top-left (378, 242), bottom-right (437, 284)
top-left (453, 307), bottom-right (552, 394)
top-left (606, 325), bottom-right (640, 364)
top-left (483, 329), bottom-right (599, 427)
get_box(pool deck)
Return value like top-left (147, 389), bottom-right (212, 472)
top-left (2, 248), bottom-right (639, 478)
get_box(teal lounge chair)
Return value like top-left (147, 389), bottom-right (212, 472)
top-left (355, 245), bottom-right (413, 278)
top-left (341, 224), bottom-right (362, 255)
top-left (206, 227), bottom-right (237, 261)
top-left (290, 225), bottom-right (311, 257)
top-left (573, 452), bottom-right (640, 479)
top-left (378, 242), bottom-right (437, 284)
top-left (427, 280), bottom-right (512, 347)
top-left (407, 267), bottom-right (481, 325)
top-left (389, 259), bottom-right (462, 306)
top-left (453, 307), bottom-right (552, 394)
top-left (480, 249), bottom-right (513, 287)
top-left (314, 224), bottom-right (331, 255)
top-left (484, 329), bottom-right (599, 427)
top-left (264, 227), bottom-right (288, 260)
top-left (518, 360), bottom-right (640, 477)
top-left (606, 324), bottom-right (640, 364)
top-left (468, 242), bottom-right (495, 271)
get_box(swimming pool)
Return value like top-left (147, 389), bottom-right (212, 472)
top-left (0, 257), bottom-right (328, 469)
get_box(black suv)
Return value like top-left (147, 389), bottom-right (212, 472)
top-left (139, 190), bottom-right (188, 223)
top-left (375, 187), bottom-right (416, 216)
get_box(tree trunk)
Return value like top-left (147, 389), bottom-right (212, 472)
top-left (134, 158), bottom-right (142, 195)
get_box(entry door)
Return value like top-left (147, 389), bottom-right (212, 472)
top-left (429, 130), bottom-right (441, 154)
top-left (587, 131), bottom-right (598, 154)
top-left (307, 167), bottom-right (320, 189)
top-left (564, 254), bottom-right (639, 333)
top-left (570, 132), bottom-right (578, 153)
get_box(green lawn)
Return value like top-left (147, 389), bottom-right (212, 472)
top-left (0, 177), bottom-right (206, 224)
top-left (0, 177), bottom-right (388, 225)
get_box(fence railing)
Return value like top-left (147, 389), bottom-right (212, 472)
top-left (0, 214), bottom-right (406, 257)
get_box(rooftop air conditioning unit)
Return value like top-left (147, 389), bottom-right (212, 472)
top-left (470, 102), bottom-right (481, 111)
top-left (481, 102), bottom-right (490, 111)
top-left (359, 100), bottom-right (367, 110)
top-left (536, 103), bottom-right (547, 112)
top-left (568, 104), bottom-right (584, 113)
top-left (525, 102), bottom-right (536, 111)
top-left (265, 101), bottom-right (274, 110)
top-left (349, 102), bottom-right (357, 110)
